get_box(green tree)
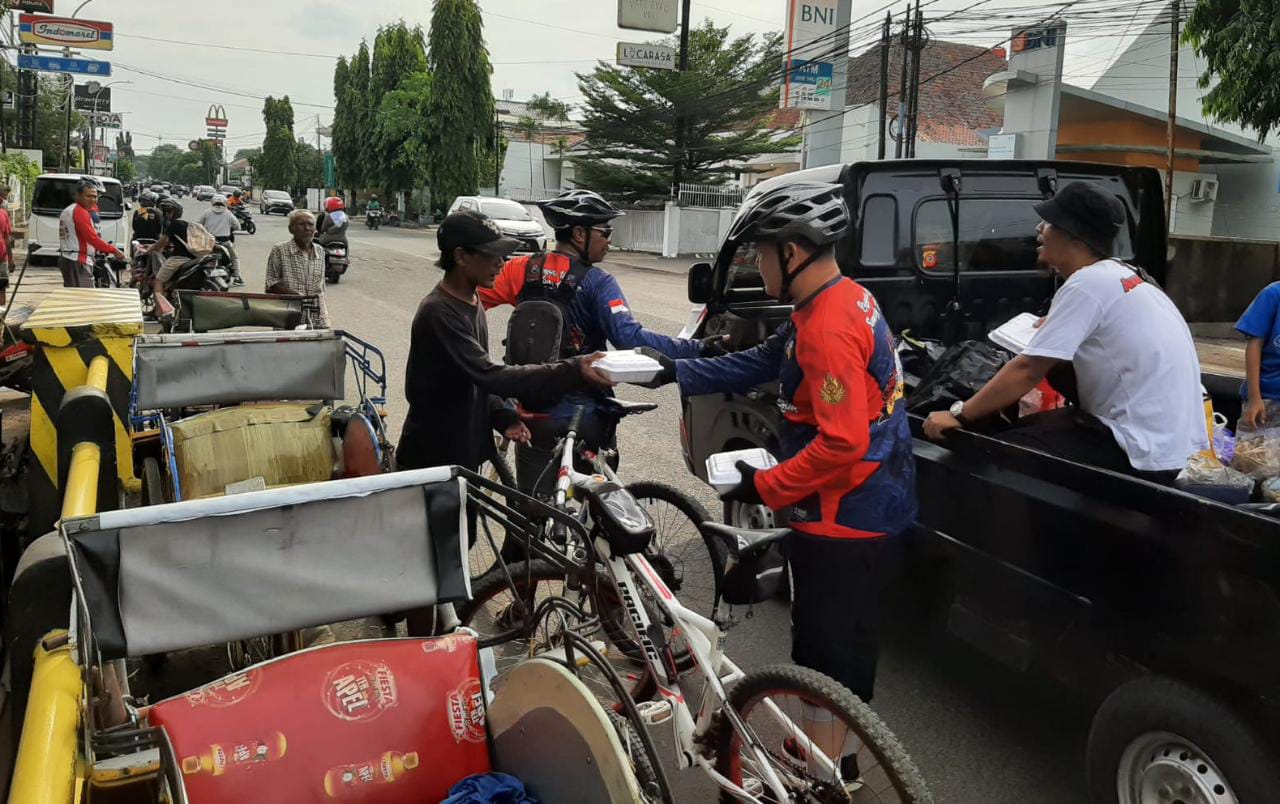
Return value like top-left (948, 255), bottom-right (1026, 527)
top-left (259, 96), bottom-right (297, 190)
top-left (294, 139), bottom-right (324, 193)
top-left (145, 143), bottom-right (187, 182)
top-left (114, 158), bottom-right (136, 182)
top-left (346, 42), bottom-right (373, 190)
top-left (525, 92), bottom-right (572, 191)
top-left (196, 140), bottom-right (221, 185)
top-left (426, 0), bottom-right (494, 214)
top-left (367, 22), bottom-right (427, 192)
top-left (0, 71), bottom-right (86, 169)
top-left (1184, 0), bottom-right (1280, 141)
top-left (376, 71), bottom-right (433, 195)
top-left (576, 22), bottom-right (793, 203)
top-left (331, 55), bottom-right (358, 193)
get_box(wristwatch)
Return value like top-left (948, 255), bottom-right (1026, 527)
top-left (949, 400), bottom-right (968, 425)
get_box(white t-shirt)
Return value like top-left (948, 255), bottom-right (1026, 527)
top-left (1024, 259), bottom-right (1207, 471)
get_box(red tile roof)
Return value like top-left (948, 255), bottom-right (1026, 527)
top-left (846, 40), bottom-right (1004, 146)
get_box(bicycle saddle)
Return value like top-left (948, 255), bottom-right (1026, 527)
top-left (699, 522), bottom-right (789, 559)
top-left (600, 398), bottom-right (658, 417)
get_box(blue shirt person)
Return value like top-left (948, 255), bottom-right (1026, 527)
top-left (1234, 282), bottom-right (1280, 427)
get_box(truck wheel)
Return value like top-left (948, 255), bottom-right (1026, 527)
top-left (1087, 676), bottom-right (1278, 804)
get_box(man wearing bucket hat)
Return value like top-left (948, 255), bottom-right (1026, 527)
top-left (923, 181), bottom-right (1206, 482)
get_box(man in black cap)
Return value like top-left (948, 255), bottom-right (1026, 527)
top-left (923, 182), bottom-right (1206, 481)
top-left (397, 209), bottom-right (614, 475)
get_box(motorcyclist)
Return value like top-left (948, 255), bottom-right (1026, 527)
top-left (478, 188), bottom-right (725, 499)
top-left (317, 196), bottom-right (349, 247)
top-left (144, 198), bottom-right (197, 318)
top-left (131, 191), bottom-right (163, 242)
top-left (196, 194), bottom-right (244, 286)
top-left (642, 184), bottom-right (917, 785)
top-left (226, 190), bottom-right (244, 209)
top-left (366, 195), bottom-right (382, 217)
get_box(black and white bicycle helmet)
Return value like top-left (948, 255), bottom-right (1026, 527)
top-left (536, 189), bottom-right (624, 229)
top-left (157, 198), bottom-right (184, 218)
top-left (726, 181), bottom-right (849, 246)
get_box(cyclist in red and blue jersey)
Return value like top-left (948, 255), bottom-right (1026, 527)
top-left (643, 182), bottom-right (917, 727)
top-left (479, 189), bottom-right (725, 497)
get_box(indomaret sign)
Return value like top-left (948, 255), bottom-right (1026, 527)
top-left (19, 14), bottom-right (114, 50)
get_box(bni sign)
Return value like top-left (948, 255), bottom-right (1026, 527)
top-left (781, 0), bottom-right (839, 110)
top-left (616, 42), bottom-right (676, 71)
top-left (617, 0), bottom-right (677, 34)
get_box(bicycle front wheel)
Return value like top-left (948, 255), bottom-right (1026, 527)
top-left (715, 664), bottom-right (933, 804)
top-left (627, 481), bottom-right (725, 620)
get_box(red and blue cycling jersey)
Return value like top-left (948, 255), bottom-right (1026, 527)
top-left (480, 251), bottom-right (702, 421)
top-left (676, 277), bottom-right (917, 540)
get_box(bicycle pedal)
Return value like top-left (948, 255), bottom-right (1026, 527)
top-left (636, 700), bottom-right (673, 725)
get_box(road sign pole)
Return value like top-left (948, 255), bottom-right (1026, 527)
top-left (62, 51), bottom-right (72, 171)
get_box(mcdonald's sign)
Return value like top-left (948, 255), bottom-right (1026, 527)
top-left (205, 104), bottom-right (228, 128)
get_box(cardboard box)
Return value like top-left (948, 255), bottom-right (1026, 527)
top-left (171, 404), bottom-right (335, 499)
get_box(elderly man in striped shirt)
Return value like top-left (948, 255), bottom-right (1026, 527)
top-left (266, 209), bottom-right (329, 328)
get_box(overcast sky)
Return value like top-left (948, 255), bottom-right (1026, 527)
top-left (23, 0), bottom-right (1172, 157)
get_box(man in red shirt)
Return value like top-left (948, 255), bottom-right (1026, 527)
top-left (0, 185), bottom-right (15, 305)
top-left (57, 179), bottom-right (125, 287)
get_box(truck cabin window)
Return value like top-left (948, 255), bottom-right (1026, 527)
top-left (726, 241), bottom-right (764, 291)
top-left (913, 193), bottom-right (1135, 275)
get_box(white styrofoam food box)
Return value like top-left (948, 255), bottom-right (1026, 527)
top-left (705, 448), bottom-right (778, 493)
top-left (596, 349), bottom-right (664, 384)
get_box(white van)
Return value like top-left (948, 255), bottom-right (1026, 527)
top-left (28, 174), bottom-right (129, 266)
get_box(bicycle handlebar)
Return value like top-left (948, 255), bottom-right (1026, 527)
top-left (566, 404), bottom-right (585, 437)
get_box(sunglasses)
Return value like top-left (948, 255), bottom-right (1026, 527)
top-left (591, 226), bottom-right (613, 239)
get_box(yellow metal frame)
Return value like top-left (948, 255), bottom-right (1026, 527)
top-left (7, 633), bottom-right (84, 804)
top-left (9, 355), bottom-right (114, 804)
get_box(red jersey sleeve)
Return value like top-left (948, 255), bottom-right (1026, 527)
top-left (478, 256), bottom-right (528, 310)
top-left (755, 316), bottom-right (874, 510)
top-left (74, 205), bottom-right (115, 254)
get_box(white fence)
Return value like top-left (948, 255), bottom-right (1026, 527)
top-left (677, 182), bottom-right (744, 209)
top-left (608, 203), bottom-right (736, 257)
top-left (611, 208), bottom-right (666, 253)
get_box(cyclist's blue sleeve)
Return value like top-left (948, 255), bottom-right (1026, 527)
top-left (675, 323), bottom-right (789, 396)
top-left (589, 272), bottom-right (702, 358)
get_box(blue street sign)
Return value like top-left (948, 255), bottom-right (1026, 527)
top-left (17, 53), bottom-right (111, 76)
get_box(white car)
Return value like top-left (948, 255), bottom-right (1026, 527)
top-left (28, 174), bottom-right (128, 266)
top-left (448, 196), bottom-right (546, 253)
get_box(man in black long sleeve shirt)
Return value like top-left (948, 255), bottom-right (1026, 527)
top-left (397, 210), bottom-right (613, 472)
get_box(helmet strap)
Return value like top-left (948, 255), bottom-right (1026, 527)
top-left (776, 241), bottom-right (821, 302)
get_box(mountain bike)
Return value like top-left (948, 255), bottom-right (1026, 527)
top-left (461, 409), bottom-right (933, 803)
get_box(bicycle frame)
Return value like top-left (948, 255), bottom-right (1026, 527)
top-left (548, 413), bottom-right (844, 802)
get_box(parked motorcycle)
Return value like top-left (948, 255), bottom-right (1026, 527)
top-left (365, 208), bottom-right (381, 230)
top-left (133, 244), bottom-right (232, 329)
top-left (324, 241), bottom-right (349, 285)
top-left (92, 244), bottom-right (128, 288)
top-left (232, 204), bottom-right (256, 235)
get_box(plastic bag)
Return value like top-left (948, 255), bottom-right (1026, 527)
top-left (1212, 413), bottom-right (1235, 464)
top-left (906, 340), bottom-right (1012, 414)
top-left (1262, 477), bottom-right (1280, 503)
top-left (1230, 421), bottom-right (1280, 479)
top-left (1176, 454), bottom-right (1254, 504)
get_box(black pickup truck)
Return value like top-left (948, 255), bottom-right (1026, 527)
top-left (680, 159), bottom-right (1280, 803)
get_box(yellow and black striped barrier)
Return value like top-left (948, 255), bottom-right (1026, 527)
top-left (20, 288), bottom-right (143, 536)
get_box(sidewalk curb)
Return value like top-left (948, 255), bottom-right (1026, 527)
top-left (606, 256), bottom-right (692, 277)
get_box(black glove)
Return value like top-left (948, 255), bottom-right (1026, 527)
top-left (636, 346), bottom-right (677, 389)
top-left (698, 334), bottom-right (732, 357)
top-left (720, 460), bottom-right (764, 505)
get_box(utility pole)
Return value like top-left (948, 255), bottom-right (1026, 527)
top-left (1164, 0), bottom-right (1179, 230)
top-left (671, 0), bottom-right (691, 200)
top-left (894, 9), bottom-right (909, 159)
top-left (493, 105), bottom-right (501, 194)
top-left (877, 11), bottom-right (890, 160)
top-left (906, 1), bottom-right (923, 158)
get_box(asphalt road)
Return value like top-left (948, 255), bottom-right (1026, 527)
top-left (205, 199), bottom-right (1093, 803)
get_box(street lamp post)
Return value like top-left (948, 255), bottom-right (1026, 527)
top-left (60, 0), bottom-right (99, 172)
top-left (87, 80), bottom-right (130, 176)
